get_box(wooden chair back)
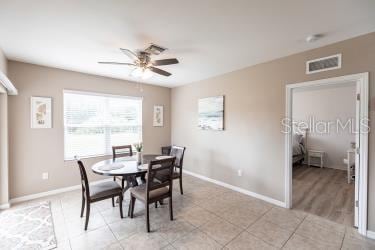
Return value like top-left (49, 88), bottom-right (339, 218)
top-left (77, 160), bottom-right (90, 199)
top-left (112, 145), bottom-right (133, 159)
top-left (170, 146), bottom-right (186, 169)
top-left (146, 157), bottom-right (176, 200)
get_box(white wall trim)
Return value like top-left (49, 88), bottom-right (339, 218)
top-left (0, 202), bottom-right (10, 210)
top-left (367, 231), bottom-right (375, 240)
top-left (183, 169), bottom-right (286, 208)
top-left (0, 70), bottom-right (17, 95)
top-left (9, 178), bottom-right (111, 205)
top-left (285, 72), bottom-right (369, 236)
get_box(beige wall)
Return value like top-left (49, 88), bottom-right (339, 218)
top-left (293, 84), bottom-right (356, 170)
top-left (0, 48), bottom-right (9, 207)
top-left (0, 48), bottom-right (6, 74)
top-left (171, 32), bottom-right (375, 230)
top-left (7, 61), bottom-right (171, 199)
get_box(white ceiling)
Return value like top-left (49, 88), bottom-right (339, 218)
top-left (0, 0), bottom-right (374, 88)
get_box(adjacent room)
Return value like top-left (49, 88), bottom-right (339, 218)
top-left (291, 83), bottom-right (357, 226)
top-left (0, 1), bottom-right (375, 249)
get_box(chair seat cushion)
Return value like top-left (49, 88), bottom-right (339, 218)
top-left (130, 183), bottom-right (169, 201)
top-left (90, 181), bottom-right (122, 200)
top-left (154, 170), bottom-right (180, 182)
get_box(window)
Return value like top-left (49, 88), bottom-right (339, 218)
top-left (63, 90), bottom-right (142, 160)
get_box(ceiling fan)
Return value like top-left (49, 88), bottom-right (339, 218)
top-left (98, 44), bottom-right (179, 79)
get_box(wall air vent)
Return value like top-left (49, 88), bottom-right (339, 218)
top-left (306, 54), bottom-right (341, 74)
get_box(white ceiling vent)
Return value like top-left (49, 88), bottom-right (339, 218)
top-left (306, 54), bottom-right (341, 74)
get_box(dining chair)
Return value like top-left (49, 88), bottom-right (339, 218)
top-left (156, 146), bottom-right (186, 195)
top-left (112, 145), bottom-right (133, 196)
top-left (128, 157), bottom-right (176, 232)
top-left (112, 145), bottom-right (133, 159)
top-left (77, 160), bottom-right (124, 230)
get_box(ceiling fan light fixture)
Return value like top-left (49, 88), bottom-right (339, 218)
top-left (130, 67), bottom-right (153, 79)
top-left (130, 67), bottom-right (143, 78)
top-left (142, 68), bottom-right (153, 79)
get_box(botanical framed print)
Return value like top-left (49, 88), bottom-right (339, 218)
top-left (198, 95), bottom-right (224, 130)
top-left (153, 105), bottom-right (164, 127)
top-left (31, 96), bottom-right (52, 128)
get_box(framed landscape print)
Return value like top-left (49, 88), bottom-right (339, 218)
top-left (153, 105), bottom-right (164, 127)
top-left (31, 96), bottom-right (52, 128)
top-left (198, 95), bottom-right (224, 130)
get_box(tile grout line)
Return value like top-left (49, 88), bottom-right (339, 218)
top-left (53, 198), bottom-right (73, 250)
top-left (100, 205), bottom-right (125, 249)
top-left (221, 227), bottom-right (247, 249)
top-left (339, 227), bottom-right (347, 250)
top-left (292, 214), bottom-right (348, 248)
top-left (243, 207), bottom-right (288, 249)
top-left (193, 193), bottom-right (272, 230)
top-left (178, 194), bottom-right (252, 247)
top-left (153, 214), bottom-right (198, 246)
top-left (221, 206), bottom-right (275, 249)
top-left (182, 186), bottom-right (277, 248)
top-left (280, 212), bottom-right (308, 248)
top-left (170, 227), bottom-right (223, 249)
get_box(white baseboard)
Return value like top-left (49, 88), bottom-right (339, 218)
top-left (183, 169), bottom-right (286, 208)
top-left (367, 230), bottom-right (375, 240)
top-left (9, 178), bottom-right (111, 205)
top-left (0, 202), bottom-right (10, 210)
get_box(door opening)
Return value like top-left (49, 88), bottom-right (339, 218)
top-left (284, 73), bottom-right (369, 236)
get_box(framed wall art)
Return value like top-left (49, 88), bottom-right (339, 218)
top-left (198, 95), bottom-right (224, 130)
top-left (153, 105), bottom-right (164, 127)
top-left (31, 96), bottom-right (52, 128)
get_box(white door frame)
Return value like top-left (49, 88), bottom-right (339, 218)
top-left (284, 72), bottom-right (369, 236)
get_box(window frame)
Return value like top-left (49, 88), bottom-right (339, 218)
top-left (63, 89), bottom-right (143, 161)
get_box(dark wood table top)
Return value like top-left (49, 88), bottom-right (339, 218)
top-left (91, 154), bottom-right (163, 177)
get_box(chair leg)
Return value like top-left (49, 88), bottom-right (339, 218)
top-left (169, 196), bottom-right (173, 221)
top-left (119, 195), bottom-right (124, 218)
top-left (128, 197), bottom-right (132, 217)
top-left (80, 194), bottom-right (85, 218)
top-left (129, 196), bottom-right (136, 218)
top-left (84, 201), bottom-right (90, 230)
top-left (141, 173), bottom-right (146, 183)
top-left (113, 176), bottom-right (116, 182)
top-left (146, 204), bottom-right (150, 232)
top-left (112, 197), bottom-right (115, 207)
top-left (121, 178), bottom-right (125, 189)
top-left (179, 176), bottom-right (183, 195)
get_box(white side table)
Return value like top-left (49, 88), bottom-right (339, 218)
top-left (307, 150), bottom-right (325, 168)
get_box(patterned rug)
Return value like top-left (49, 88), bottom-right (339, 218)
top-left (0, 201), bottom-right (57, 249)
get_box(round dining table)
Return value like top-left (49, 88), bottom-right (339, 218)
top-left (91, 154), bottom-right (164, 194)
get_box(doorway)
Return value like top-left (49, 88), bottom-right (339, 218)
top-left (284, 73), bottom-right (369, 236)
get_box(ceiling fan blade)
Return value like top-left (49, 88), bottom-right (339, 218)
top-left (152, 58), bottom-right (179, 66)
top-left (149, 66), bottom-right (172, 76)
top-left (98, 62), bottom-right (135, 66)
top-left (120, 48), bottom-right (138, 60)
top-left (145, 44), bottom-right (166, 55)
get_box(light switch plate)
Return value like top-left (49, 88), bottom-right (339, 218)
top-left (237, 169), bottom-right (242, 177)
top-left (42, 172), bottom-right (49, 180)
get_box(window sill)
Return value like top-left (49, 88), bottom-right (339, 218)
top-left (64, 154), bottom-right (112, 162)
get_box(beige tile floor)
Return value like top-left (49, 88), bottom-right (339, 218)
top-left (10, 174), bottom-right (375, 250)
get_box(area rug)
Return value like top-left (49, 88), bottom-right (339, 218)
top-left (0, 201), bottom-right (57, 249)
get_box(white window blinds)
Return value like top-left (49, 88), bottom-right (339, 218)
top-left (63, 91), bottom-right (142, 160)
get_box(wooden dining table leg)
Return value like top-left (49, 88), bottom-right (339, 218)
top-left (117, 175), bottom-right (139, 203)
